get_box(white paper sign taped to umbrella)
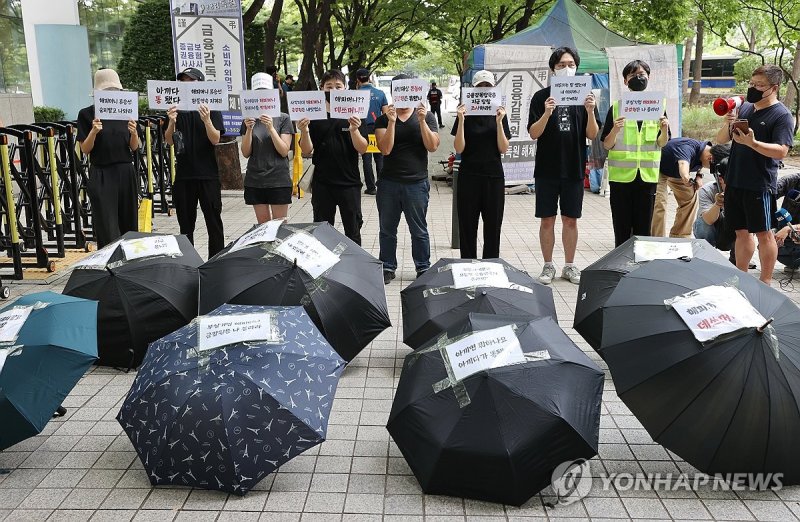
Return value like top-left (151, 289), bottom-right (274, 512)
top-left (550, 76), bottom-right (592, 106)
top-left (286, 91), bottom-right (327, 121)
top-left (450, 262), bottom-right (510, 289)
top-left (633, 240), bottom-right (693, 262)
top-left (445, 325), bottom-right (526, 381)
top-left (121, 235), bottom-right (182, 261)
top-left (73, 240), bottom-right (122, 269)
top-left (275, 232), bottom-right (340, 278)
top-left (229, 220), bottom-right (283, 253)
top-left (198, 312), bottom-right (277, 352)
top-left (0, 305), bottom-right (33, 343)
top-left (669, 285), bottom-right (766, 343)
top-left (94, 90), bottom-right (139, 121)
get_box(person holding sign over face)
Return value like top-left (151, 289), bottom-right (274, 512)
top-left (298, 70), bottom-right (369, 245)
top-left (165, 67), bottom-right (226, 258)
top-left (375, 74), bottom-right (440, 284)
top-left (77, 69), bottom-right (139, 248)
top-left (602, 60), bottom-right (670, 247)
top-left (452, 70), bottom-right (511, 259)
top-left (528, 47), bottom-right (599, 285)
top-left (240, 72), bottom-right (294, 224)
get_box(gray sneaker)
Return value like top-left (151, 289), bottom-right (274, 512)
top-left (538, 264), bottom-right (557, 285)
top-left (561, 265), bottom-right (581, 284)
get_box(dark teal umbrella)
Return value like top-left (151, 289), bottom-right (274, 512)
top-left (0, 291), bottom-right (98, 451)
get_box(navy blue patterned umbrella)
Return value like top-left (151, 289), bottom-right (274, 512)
top-left (117, 304), bottom-right (345, 495)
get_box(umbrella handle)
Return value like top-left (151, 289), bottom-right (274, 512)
top-left (756, 318), bottom-right (774, 333)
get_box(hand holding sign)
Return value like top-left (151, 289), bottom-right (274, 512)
top-left (330, 91), bottom-right (369, 119)
top-left (95, 90), bottom-right (139, 121)
top-left (391, 79), bottom-right (428, 109)
top-left (286, 91), bottom-right (327, 121)
top-left (620, 91), bottom-right (665, 121)
top-left (550, 76), bottom-right (592, 106)
top-left (462, 87), bottom-right (502, 115)
top-left (240, 89), bottom-right (281, 119)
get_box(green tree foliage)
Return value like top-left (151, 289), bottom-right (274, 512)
top-left (117, 0), bottom-right (176, 92)
top-left (33, 106), bottom-right (66, 123)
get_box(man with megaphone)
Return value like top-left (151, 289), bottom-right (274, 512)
top-left (714, 64), bottom-right (795, 284)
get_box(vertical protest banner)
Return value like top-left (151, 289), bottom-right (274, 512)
top-left (170, 0), bottom-right (247, 134)
top-left (550, 76), bottom-right (592, 106)
top-left (481, 44), bottom-right (552, 185)
top-left (286, 91), bottom-right (328, 121)
top-left (94, 90), bottom-right (139, 121)
top-left (620, 91), bottom-right (665, 121)
top-left (329, 91), bottom-right (370, 119)
top-left (462, 87), bottom-right (503, 115)
top-left (391, 78), bottom-right (428, 109)
top-left (239, 89), bottom-right (281, 118)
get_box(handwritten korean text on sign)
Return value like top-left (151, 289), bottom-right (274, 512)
top-left (462, 87), bottom-right (502, 116)
top-left (286, 91), bottom-right (328, 121)
top-left (275, 232), bottom-right (340, 279)
top-left (95, 90), bottom-right (139, 121)
top-left (240, 89), bottom-right (281, 119)
top-left (445, 325), bottom-right (525, 381)
top-left (450, 262), bottom-right (510, 289)
top-left (391, 79), bottom-right (428, 109)
top-left (620, 91), bottom-right (665, 121)
top-left (550, 76), bottom-right (592, 106)
top-left (329, 91), bottom-right (370, 119)
top-left (198, 312), bottom-right (277, 352)
top-left (670, 285), bottom-right (766, 343)
top-left (121, 235), bottom-right (182, 261)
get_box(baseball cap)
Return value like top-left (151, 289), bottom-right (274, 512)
top-left (177, 67), bottom-right (205, 81)
top-left (94, 68), bottom-right (123, 91)
top-left (251, 72), bottom-right (274, 90)
top-left (392, 74), bottom-right (412, 81)
top-left (472, 70), bottom-right (496, 87)
top-left (355, 68), bottom-right (371, 81)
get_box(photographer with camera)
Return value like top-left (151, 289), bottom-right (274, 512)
top-left (774, 173), bottom-right (800, 273)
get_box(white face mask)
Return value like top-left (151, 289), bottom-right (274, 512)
top-left (553, 66), bottom-right (577, 77)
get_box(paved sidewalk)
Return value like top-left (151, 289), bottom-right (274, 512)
top-left (2, 113), bottom-right (800, 521)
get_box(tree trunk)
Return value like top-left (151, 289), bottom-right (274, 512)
top-left (689, 18), bottom-right (704, 105)
top-left (215, 137), bottom-right (243, 190)
top-left (242, 0), bottom-right (266, 28)
top-left (783, 41), bottom-right (800, 133)
top-left (682, 34), bottom-right (693, 100)
top-left (262, 0), bottom-right (284, 69)
top-left (296, 0), bottom-right (322, 90)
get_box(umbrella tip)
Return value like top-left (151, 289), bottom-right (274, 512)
top-left (756, 317), bottom-right (774, 333)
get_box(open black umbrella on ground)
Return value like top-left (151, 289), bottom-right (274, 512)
top-left (601, 257), bottom-right (800, 482)
top-left (63, 232), bottom-right (202, 369)
top-left (118, 304), bottom-right (345, 495)
top-left (0, 292), bottom-right (97, 451)
top-left (387, 313), bottom-right (603, 505)
top-left (401, 258), bottom-right (556, 349)
top-left (574, 236), bottom-right (728, 350)
top-left (199, 221), bottom-right (390, 361)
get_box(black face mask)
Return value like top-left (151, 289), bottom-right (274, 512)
top-left (746, 86), bottom-right (768, 104)
top-left (628, 75), bottom-right (648, 92)
top-left (324, 91), bottom-right (331, 102)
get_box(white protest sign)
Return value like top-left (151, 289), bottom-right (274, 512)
top-left (181, 81), bottom-right (228, 111)
top-left (94, 90), bottom-right (138, 121)
top-left (633, 240), bottom-right (693, 262)
top-left (620, 91), bottom-right (665, 121)
top-left (275, 232), bottom-right (340, 279)
top-left (450, 262), bottom-right (510, 289)
top-left (462, 87), bottom-right (503, 115)
top-left (148, 80), bottom-right (182, 110)
top-left (445, 325), bottom-right (526, 381)
top-left (0, 305), bottom-right (34, 343)
top-left (240, 89), bottom-right (281, 119)
top-left (197, 312), bottom-right (277, 352)
top-left (229, 220), bottom-right (282, 253)
top-left (286, 91), bottom-right (327, 121)
top-left (391, 78), bottom-right (428, 109)
top-left (550, 76), bottom-right (592, 106)
top-left (121, 235), bottom-right (182, 261)
top-left (670, 285), bottom-right (766, 343)
top-left (329, 91), bottom-right (370, 119)
top-left (73, 240), bottom-right (122, 269)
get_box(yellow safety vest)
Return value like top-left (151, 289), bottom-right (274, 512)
top-left (607, 100), bottom-right (662, 183)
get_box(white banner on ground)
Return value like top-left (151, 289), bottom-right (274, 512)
top-left (445, 325), bottom-right (526, 381)
top-left (329, 91), bottom-right (370, 119)
top-left (275, 232), bottom-right (340, 279)
top-left (122, 235), bottom-right (182, 261)
top-left (462, 87), bottom-right (503, 115)
top-left (633, 240), bottom-right (693, 262)
top-left (481, 44), bottom-right (552, 185)
top-left (240, 89), bottom-right (281, 118)
top-left (147, 80), bottom-right (182, 110)
top-left (0, 305), bottom-right (33, 343)
top-left (451, 262), bottom-right (510, 289)
top-left (73, 240), bottom-right (122, 269)
top-left (94, 90), bottom-right (138, 121)
top-left (286, 91), bottom-right (328, 121)
top-left (391, 79), bottom-right (428, 109)
top-left (229, 220), bottom-right (283, 253)
top-left (670, 285), bottom-right (766, 343)
top-left (621, 91), bottom-right (665, 121)
top-left (550, 76), bottom-right (592, 106)
top-left (197, 312), bottom-right (277, 352)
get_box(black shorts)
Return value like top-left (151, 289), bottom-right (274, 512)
top-left (534, 177), bottom-right (584, 218)
top-left (724, 186), bottom-right (776, 233)
top-left (244, 186), bottom-right (292, 205)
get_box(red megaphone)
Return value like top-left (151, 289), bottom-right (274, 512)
top-left (712, 96), bottom-right (744, 116)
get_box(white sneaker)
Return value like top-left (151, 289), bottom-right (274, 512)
top-left (538, 264), bottom-right (556, 285)
top-left (561, 265), bottom-right (581, 284)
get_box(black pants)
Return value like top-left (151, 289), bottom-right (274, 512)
top-left (457, 174), bottom-right (505, 259)
top-left (87, 163), bottom-right (138, 248)
top-left (430, 104), bottom-right (443, 126)
top-left (362, 153), bottom-right (383, 191)
top-left (311, 183), bottom-right (362, 245)
top-left (609, 175), bottom-right (657, 247)
top-left (173, 178), bottom-right (224, 258)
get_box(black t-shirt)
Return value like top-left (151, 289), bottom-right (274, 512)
top-left (727, 102), bottom-right (795, 193)
top-left (451, 115), bottom-right (512, 177)
top-left (659, 137), bottom-right (708, 178)
top-left (76, 105), bottom-right (134, 167)
top-left (308, 116), bottom-right (363, 187)
top-left (375, 112), bottom-right (438, 183)
top-left (427, 88), bottom-right (443, 106)
top-left (175, 110), bottom-right (225, 181)
top-left (528, 86), bottom-right (600, 179)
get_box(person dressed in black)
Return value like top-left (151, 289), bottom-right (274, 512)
top-left (165, 67), bottom-right (226, 258)
top-left (427, 82), bottom-right (444, 127)
top-left (298, 69), bottom-right (369, 245)
top-left (77, 68), bottom-right (139, 248)
top-left (452, 70), bottom-right (511, 259)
